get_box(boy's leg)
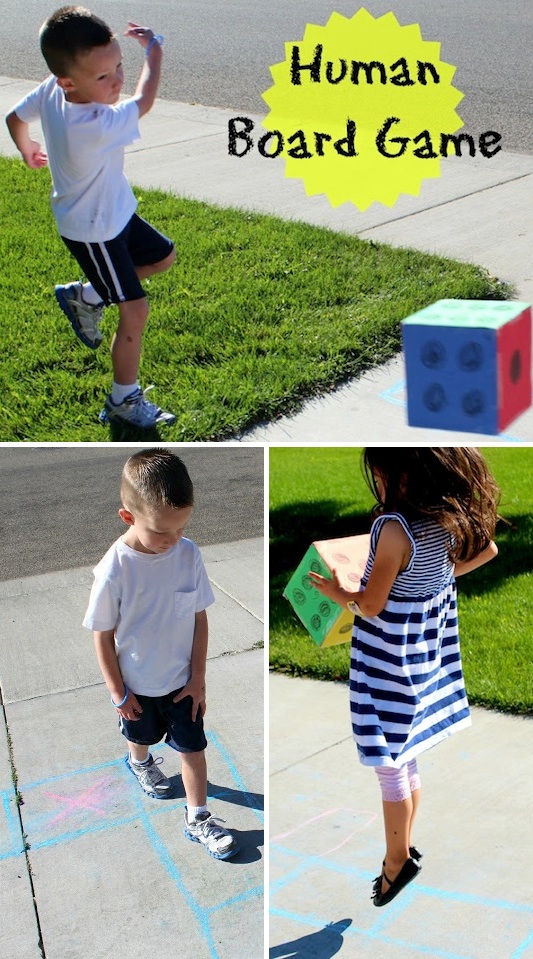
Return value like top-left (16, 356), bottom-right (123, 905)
top-left (181, 749), bottom-right (238, 860)
top-left (165, 692), bottom-right (239, 860)
top-left (111, 296), bottom-right (149, 386)
top-left (58, 224), bottom-right (162, 350)
top-left (120, 698), bottom-right (173, 800)
top-left (98, 219), bottom-right (176, 425)
top-left (180, 749), bottom-right (208, 809)
top-left (127, 741), bottom-right (150, 764)
top-left (107, 247), bottom-right (175, 380)
top-left (109, 236), bottom-right (175, 383)
top-left (135, 246), bottom-right (176, 280)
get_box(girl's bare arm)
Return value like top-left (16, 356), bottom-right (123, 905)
top-left (309, 520), bottom-right (411, 618)
top-left (454, 540), bottom-right (498, 577)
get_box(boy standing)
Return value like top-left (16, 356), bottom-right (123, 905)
top-left (83, 447), bottom-right (239, 860)
top-left (6, 7), bottom-right (176, 429)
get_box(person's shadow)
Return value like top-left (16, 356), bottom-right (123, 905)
top-left (270, 919), bottom-right (353, 958)
top-left (108, 419), bottom-right (161, 441)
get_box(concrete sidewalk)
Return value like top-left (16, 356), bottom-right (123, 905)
top-left (1, 76), bottom-right (532, 442)
top-left (270, 673), bottom-right (533, 959)
top-left (0, 538), bottom-right (264, 959)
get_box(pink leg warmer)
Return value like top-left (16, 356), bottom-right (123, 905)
top-left (375, 759), bottom-right (421, 802)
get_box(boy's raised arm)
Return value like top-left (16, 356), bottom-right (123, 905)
top-left (125, 22), bottom-right (163, 119)
top-left (5, 110), bottom-right (48, 168)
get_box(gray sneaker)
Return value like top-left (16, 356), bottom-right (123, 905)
top-left (99, 386), bottom-right (176, 428)
top-left (183, 809), bottom-right (239, 860)
top-left (55, 282), bottom-right (104, 349)
top-left (125, 754), bottom-right (173, 799)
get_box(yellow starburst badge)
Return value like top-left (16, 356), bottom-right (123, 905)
top-left (262, 9), bottom-right (464, 210)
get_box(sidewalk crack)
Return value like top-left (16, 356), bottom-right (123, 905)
top-left (209, 579), bottom-right (264, 624)
top-left (359, 170), bottom-right (533, 234)
top-left (1, 688), bottom-right (47, 958)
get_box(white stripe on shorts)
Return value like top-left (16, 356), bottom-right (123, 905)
top-left (85, 241), bottom-right (126, 303)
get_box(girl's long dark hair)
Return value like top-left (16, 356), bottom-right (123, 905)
top-left (362, 448), bottom-right (500, 562)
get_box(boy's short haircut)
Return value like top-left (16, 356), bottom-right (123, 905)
top-left (40, 5), bottom-right (114, 77)
top-left (121, 448), bottom-right (194, 514)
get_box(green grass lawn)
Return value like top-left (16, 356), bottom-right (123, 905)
top-left (270, 447), bottom-right (533, 714)
top-left (0, 156), bottom-right (510, 441)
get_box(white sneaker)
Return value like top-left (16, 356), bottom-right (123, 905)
top-left (125, 754), bottom-right (173, 799)
top-left (55, 282), bottom-right (104, 349)
top-left (183, 809), bottom-right (239, 860)
top-left (99, 386), bottom-right (176, 428)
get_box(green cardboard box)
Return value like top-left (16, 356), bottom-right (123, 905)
top-left (283, 534), bottom-right (370, 646)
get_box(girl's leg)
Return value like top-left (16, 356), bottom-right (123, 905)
top-left (375, 765), bottom-right (413, 894)
top-left (407, 759), bottom-right (421, 849)
top-left (381, 800), bottom-right (412, 891)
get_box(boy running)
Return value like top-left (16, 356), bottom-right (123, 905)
top-left (6, 6), bottom-right (176, 428)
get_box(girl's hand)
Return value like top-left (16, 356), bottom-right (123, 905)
top-left (308, 569), bottom-right (345, 606)
top-left (124, 22), bottom-right (155, 50)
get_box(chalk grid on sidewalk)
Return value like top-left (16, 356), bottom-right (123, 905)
top-left (270, 820), bottom-right (533, 959)
top-left (269, 677), bottom-right (533, 959)
top-left (2, 734), bottom-right (264, 959)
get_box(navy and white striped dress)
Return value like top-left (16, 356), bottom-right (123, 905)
top-left (349, 513), bottom-right (471, 769)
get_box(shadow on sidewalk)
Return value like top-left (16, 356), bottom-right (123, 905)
top-left (167, 774), bottom-right (263, 814)
top-left (270, 919), bottom-right (353, 958)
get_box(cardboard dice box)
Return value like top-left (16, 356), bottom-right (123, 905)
top-left (284, 534), bottom-right (370, 647)
top-left (402, 299), bottom-right (532, 434)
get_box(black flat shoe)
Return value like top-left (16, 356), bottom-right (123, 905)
top-left (372, 856), bottom-right (421, 907)
top-left (373, 845), bottom-right (423, 885)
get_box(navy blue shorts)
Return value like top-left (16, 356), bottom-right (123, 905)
top-left (119, 687), bottom-right (207, 754)
top-left (61, 213), bottom-right (174, 305)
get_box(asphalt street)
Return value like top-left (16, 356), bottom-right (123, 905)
top-left (0, 445), bottom-right (264, 581)
top-left (2, 0), bottom-right (531, 154)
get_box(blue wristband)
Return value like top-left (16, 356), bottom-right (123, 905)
top-left (111, 685), bottom-right (129, 708)
top-left (145, 34), bottom-right (164, 56)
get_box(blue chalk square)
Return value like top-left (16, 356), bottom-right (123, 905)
top-left (271, 858), bottom-right (380, 936)
top-left (0, 789), bottom-right (26, 858)
top-left (380, 889), bottom-right (533, 959)
top-left (379, 379), bottom-right (407, 408)
top-left (510, 933), bottom-right (533, 959)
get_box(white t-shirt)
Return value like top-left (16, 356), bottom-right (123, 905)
top-left (13, 76), bottom-right (140, 241)
top-left (83, 536), bottom-right (216, 697)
